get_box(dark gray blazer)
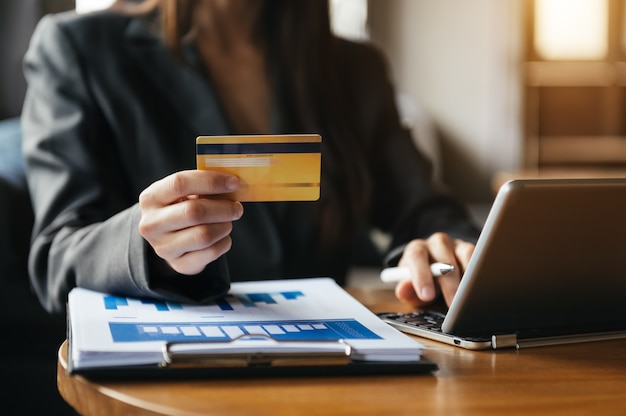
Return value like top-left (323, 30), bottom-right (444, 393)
top-left (22, 10), bottom-right (479, 314)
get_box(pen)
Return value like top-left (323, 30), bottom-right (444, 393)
top-left (380, 263), bottom-right (455, 283)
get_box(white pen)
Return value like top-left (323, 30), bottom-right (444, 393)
top-left (380, 262), bottom-right (455, 283)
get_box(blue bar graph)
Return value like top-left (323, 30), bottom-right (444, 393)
top-left (109, 319), bottom-right (382, 343)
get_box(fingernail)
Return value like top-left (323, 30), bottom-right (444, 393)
top-left (234, 202), bottom-right (244, 219)
top-left (420, 285), bottom-right (435, 301)
top-left (226, 176), bottom-right (240, 190)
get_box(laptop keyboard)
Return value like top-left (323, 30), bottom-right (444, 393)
top-left (377, 311), bottom-right (446, 333)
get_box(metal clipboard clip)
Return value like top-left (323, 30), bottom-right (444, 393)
top-left (161, 334), bottom-right (353, 368)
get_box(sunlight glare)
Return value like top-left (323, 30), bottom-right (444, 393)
top-left (535, 0), bottom-right (607, 60)
top-left (75, 0), bottom-right (115, 14)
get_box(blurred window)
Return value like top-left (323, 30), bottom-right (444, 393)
top-left (522, 0), bottom-right (626, 171)
top-left (75, 0), bottom-right (114, 14)
top-left (330, 0), bottom-right (369, 40)
top-left (534, 0), bottom-right (608, 60)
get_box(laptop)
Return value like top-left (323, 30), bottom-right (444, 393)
top-left (378, 178), bottom-right (626, 349)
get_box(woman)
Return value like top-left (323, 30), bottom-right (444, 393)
top-left (21, 0), bottom-right (479, 315)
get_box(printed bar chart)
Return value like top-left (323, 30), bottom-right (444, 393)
top-left (104, 289), bottom-right (381, 343)
top-left (109, 319), bottom-right (381, 343)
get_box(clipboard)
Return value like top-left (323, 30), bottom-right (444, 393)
top-left (65, 279), bottom-right (438, 380)
top-left (66, 334), bottom-right (438, 380)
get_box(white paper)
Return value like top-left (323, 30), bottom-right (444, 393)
top-left (68, 277), bottom-right (424, 369)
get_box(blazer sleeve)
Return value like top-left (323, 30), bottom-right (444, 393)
top-left (21, 14), bottom-right (229, 315)
top-left (344, 41), bottom-right (481, 261)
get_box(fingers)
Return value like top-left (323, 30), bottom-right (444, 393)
top-left (165, 232), bottom-right (234, 275)
top-left (140, 196), bottom-right (243, 236)
top-left (139, 169), bottom-right (240, 207)
top-left (454, 240), bottom-right (475, 270)
top-left (394, 233), bottom-right (474, 308)
top-left (138, 170), bottom-right (244, 276)
top-left (394, 240), bottom-right (437, 305)
top-left (148, 219), bottom-right (234, 262)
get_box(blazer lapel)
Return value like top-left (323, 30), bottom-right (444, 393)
top-left (122, 18), bottom-right (231, 135)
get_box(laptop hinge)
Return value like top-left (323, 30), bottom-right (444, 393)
top-left (491, 334), bottom-right (518, 349)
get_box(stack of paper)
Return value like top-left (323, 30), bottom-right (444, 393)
top-left (67, 278), bottom-right (425, 372)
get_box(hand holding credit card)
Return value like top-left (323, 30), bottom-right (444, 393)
top-left (196, 134), bottom-right (322, 202)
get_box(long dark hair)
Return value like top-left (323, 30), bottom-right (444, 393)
top-left (113, 0), bottom-right (372, 250)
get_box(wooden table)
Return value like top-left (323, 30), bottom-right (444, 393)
top-left (57, 287), bottom-right (626, 415)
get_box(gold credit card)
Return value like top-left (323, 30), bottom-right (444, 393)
top-left (196, 134), bottom-right (322, 202)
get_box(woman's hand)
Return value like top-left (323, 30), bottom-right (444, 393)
top-left (394, 232), bottom-right (475, 308)
top-left (138, 170), bottom-right (244, 275)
